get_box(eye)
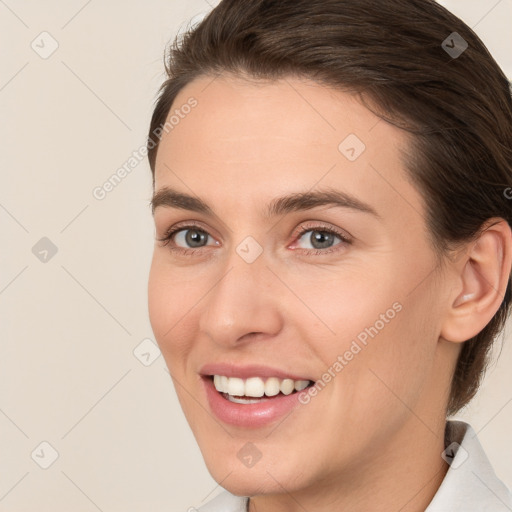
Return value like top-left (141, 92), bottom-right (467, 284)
top-left (156, 221), bottom-right (352, 256)
top-left (291, 223), bottom-right (352, 254)
top-left (173, 228), bottom-right (210, 248)
top-left (157, 223), bottom-right (219, 253)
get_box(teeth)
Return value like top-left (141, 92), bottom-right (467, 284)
top-left (245, 377), bottom-right (265, 397)
top-left (294, 380), bottom-right (309, 391)
top-left (264, 377), bottom-right (280, 397)
top-left (227, 395), bottom-right (269, 404)
top-left (280, 379), bottom-right (294, 395)
top-left (212, 375), bottom-right (311, 398)
top-left (228, 377), bottom-right (245, 396)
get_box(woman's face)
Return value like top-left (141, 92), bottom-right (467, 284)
top-left (148, 75), bottom-right (455, 496)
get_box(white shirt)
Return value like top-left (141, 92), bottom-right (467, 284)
top-left (195, 420), bottom-right (512, 511)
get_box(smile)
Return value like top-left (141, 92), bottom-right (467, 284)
top-left (201, 367), bottom-right (315, 427)
top-left (213, 375), bottom-right (312, 403)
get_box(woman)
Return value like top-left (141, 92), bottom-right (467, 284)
top-left (146, 0), bottom-right (512, 510)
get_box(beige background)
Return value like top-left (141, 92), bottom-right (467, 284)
top-left (1, 1), bottom-right (511, 510)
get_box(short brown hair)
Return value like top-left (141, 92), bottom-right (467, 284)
top-left (147, 0), bottom-right (512, 415)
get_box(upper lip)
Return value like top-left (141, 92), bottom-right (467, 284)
top-left (200, 362), bottom-right (314, 382)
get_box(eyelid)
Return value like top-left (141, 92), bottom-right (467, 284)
top-left (157, 220), bottom-right (217, 244)
top-left (156, 220), bottom-right (353, 254)
top-left (292, 221), bottom-right (353, 243)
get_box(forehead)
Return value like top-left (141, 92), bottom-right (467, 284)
top-left (153, 74), bottom-right (424, 227)
top-left (156, 75), bottom-right (384, 168)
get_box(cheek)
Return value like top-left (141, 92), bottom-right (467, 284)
top-left (334, 285), bottom-right (439, 424)
top-left (147, 258), bottom-right (171, 341)
top-left (298, 260), bottom-right (436, 413)
top-left (305, 298), bottom-right (436, 466)
top-left (285, 265), bottom-right (398, 347)
top-left (147, 257), bottom-right (195, 364)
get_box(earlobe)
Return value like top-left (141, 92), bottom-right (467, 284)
top-left (440, 219), bottom-right (512, 343)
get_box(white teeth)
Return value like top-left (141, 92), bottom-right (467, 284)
top-left (212, 375), bottom-right (311, 398)
top-left (294, 380), bottom-right (309, 391)
top-left (228, 377), bottom-right (245, 396)
top-left (280, 379), bottom-right (295, 395)
top-left (227, 395), bottom-right (269, 405)
top-left (264, 377), bottom-right (280, 397)
top-left (245, 377), bottom-right (265, 397)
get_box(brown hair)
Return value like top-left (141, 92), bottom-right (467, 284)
top-left (147, 0), bottom-right (512, 415)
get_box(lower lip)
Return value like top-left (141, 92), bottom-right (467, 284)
top-left (202, 377), bottom-right (310, 428)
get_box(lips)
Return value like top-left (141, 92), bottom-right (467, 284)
top-left (200, 362), bottom-right (314, 382)
top-left (199, 363), bottom-right (315, 428)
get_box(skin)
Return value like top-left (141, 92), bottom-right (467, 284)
top-left (148, 74), bottom-right (512, 512)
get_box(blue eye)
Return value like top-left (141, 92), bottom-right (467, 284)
top-left (157, 224), bottom-right (218, 252)
top-left (296, 229), bottom-right (342, 250)
top-left (293, 225), bottom-right (352, 254)
top-left (173, 228), bottom-right (210, 248)
top-left (157, 222), bottom-right (352, 256)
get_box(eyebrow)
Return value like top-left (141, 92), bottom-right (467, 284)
top-left (150, 186), bottom-right (380, 219)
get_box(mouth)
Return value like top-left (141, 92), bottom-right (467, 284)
top-left (199, 366), bottom-right (316, 427)
top-left (209, 374), bottom-right (314, 404)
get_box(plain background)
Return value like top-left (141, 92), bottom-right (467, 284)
top-left (1, 1), bottom-right (511, 510)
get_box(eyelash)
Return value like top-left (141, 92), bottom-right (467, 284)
top-left (156, 222), bottom-right (352, 256)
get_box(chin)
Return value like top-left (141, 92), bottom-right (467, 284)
top-left (203, 452), bottom-right (312, 498)
top-left (212, 472), bottom-right (284, 498)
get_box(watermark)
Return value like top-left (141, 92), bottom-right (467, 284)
top-left (133, 338), bottom-right (161, 366)
top-left (503, 187), bottom-right (512, 200)
top-left (236, 236), bottom-right (263, 263)
top-left (92, 146), bottom-right (149, 200)
top-left (441, 441), bottom-right (469, 469)
top-left (32, 237), bottom-right (58, 263)
top-left (31, 31), bottom-right (59, 59)
top-left (31, 441), bottom-right (59, 469)
top-left (338, 133), bottom-right (366, 162)
top-left (298, 301), bottom-right (403, 404)
top-left (92, 96), bottom-right (198, 200)
top-left (441, 32), bottom-right (468, 59)
top-left (148, 96), bottom-right (198, 145)
top-left (237, 442), bottom-right (262, 468)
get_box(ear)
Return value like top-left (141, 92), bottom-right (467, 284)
top-left (440, 218), bottom-right (512, 343)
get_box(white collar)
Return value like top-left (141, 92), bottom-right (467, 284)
top-left (426, 420), bottom-right (512, 511)
top-left (197, 420), bottom-right (512, 511)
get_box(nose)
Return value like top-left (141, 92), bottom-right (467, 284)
top-left (198, 247), bottom-right (284, 347)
